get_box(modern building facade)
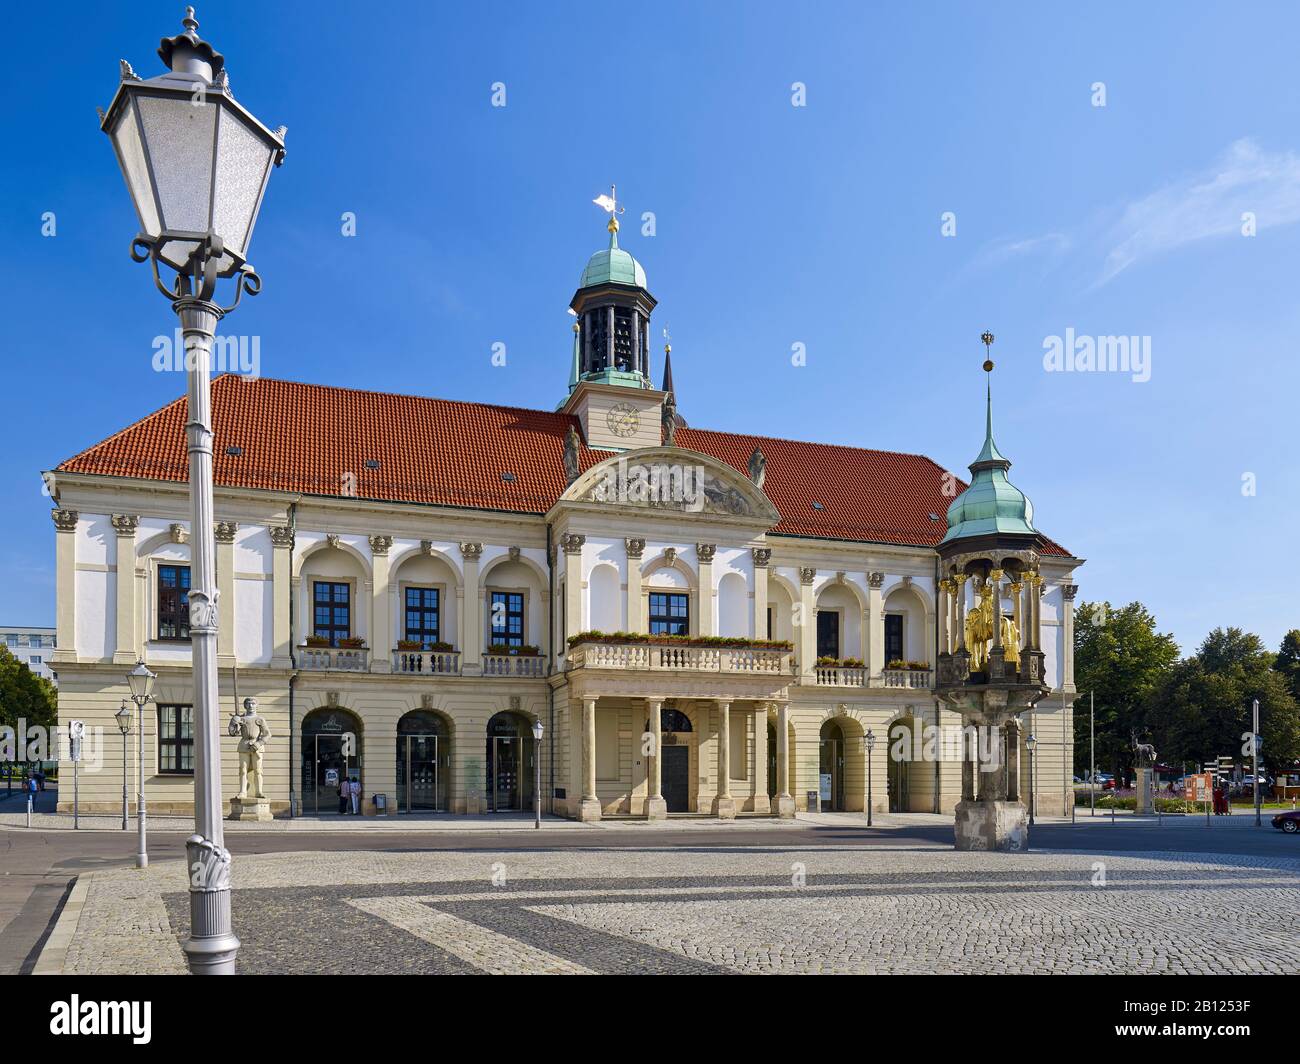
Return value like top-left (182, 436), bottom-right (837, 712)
top-left (46, 214), bottom-right (1082, 820)
top-left (2, 626), bottom-right (57, 684)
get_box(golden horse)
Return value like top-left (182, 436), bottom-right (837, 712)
top-left (963, 586), bottom-right (1022, 670)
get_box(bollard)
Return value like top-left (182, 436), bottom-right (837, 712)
top-left (26, 794), bottom-right (32, 828)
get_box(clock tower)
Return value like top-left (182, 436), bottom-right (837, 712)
top-left (559, 187), bottom-right (667, 451)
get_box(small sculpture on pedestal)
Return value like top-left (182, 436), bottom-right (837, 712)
top-left (228, 697), bottom-right (273, 820)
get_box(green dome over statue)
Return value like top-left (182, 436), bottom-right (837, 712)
top-left (941, 351), bottom-right (1037, 544)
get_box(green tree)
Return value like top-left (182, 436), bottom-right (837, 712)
top-left (1275, 629), bottom-right (1300, 702)
top-left (1145, 627), bottom-right (1300, 770)
top-left (0, 645), bottom-right (57, 773)
top-left (1073, 601), bottom-right (1180, 780)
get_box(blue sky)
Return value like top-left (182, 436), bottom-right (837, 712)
top-left (2, 1), bottom-right (1298, 654)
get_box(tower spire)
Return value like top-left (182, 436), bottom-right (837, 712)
top-left (593, 184), bottom-right (624, 249)
top-left (973, 331), bottom-right (1008, 469)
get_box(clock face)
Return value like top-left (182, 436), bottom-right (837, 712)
top-left (606, 402), bottom-right (640, 438)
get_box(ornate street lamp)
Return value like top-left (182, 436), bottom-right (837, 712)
top-left (864, 729), bottom-right (877, 827)
top-left (101, 7), bottom-right (284, 975)
top-left (532, 719), bottom-right (545, 829)
top-left (115, 700), bottom-right (133, 831)
top-left (1025, 732), bottom-right (1038, 826)
top-left (126, 661), bottom-right (156, 866)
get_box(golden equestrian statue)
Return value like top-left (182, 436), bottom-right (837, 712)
top-left (964, 585), bottom-right (994, 670)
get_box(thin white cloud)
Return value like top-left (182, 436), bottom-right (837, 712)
top-left (974, 232), bottom-right (1071, 268)
top-left (1098, 138), bottom-right (1300, 285)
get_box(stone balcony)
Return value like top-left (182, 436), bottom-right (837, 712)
top-left (482, 652), bottom-right (546, 678)
top-left (298, 646), bottom-right (370, 672)
top-left (391, 649), bottom-right (462, 675)
top-left (801, 665), bottom-right (934, 690)
top-left (566, 640), bottom-right (792, 676)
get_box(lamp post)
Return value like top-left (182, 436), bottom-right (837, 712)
top-left (864, 729), bottom-right (876, 827)
top-left (115, 701), bottom-right (133, 831)
top-left (101, 7), bottom-right (284, 975)
top-left (532, 719), bottom-right (544, 829)
top-left (126, 661), bottom-right (156, 866)
top-left (1026, 733), bottom-right (1037, 826)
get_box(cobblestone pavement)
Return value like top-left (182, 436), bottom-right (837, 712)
top-left (52, 845), bottom-right (1300, 975)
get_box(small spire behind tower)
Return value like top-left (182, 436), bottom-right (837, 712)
top-left (660, 327), bottom-right (686, 429)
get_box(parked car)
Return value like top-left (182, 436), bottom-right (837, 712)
top-left (1271, 809), bottom-right (1300, 834)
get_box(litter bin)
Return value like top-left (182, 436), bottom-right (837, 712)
top-left (807, 790), bottom-right (820, 813)
top-left (373, 793), bottom-right (387, 812)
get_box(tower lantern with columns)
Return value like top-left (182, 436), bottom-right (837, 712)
top-left (560, 186), bottom-right (668, 450)
top-left (935, 335), bottom-right (1051, 852)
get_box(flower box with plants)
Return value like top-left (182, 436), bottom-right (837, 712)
top-left (567, 631), bottom-right (793, 651)
top-left (816, 657), bottom-right (864, 668)
top-left (486, 644), bottom-right (541, 656)
top-left (885, 659), bottom-right (931, 671)
top-left (304, 636), bottom-right (330, 648)
top-left (396, 640), bottom-right (454, 652)
top-left (337, 637), bottom-right (367, 650)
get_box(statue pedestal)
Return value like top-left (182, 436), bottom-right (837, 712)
top-left (228, 797), bottom-right (273, 822)
top-left (954, 799), bottom-right (1028, 852)
top-left (1136, 766), bottom-right (1154, 814)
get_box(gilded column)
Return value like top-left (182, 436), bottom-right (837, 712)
top-left (460, 542), bottom-right (483, 675)
top-left (938, 579), bottom-right (951, 654)
top-left (51, 510), bottom-right (78, 664)
top-left (646, 697), bottom-right (666, 820)
top-left (625, 538), bottom-right (645, 632)
top-left (774, 702), bottom-right (794, 817)
top-left (111, 514), bottom-right (139, 665)
top-left (696, 544), bottom-right (716, 635)
top-left (751, 547), bottom-right (770, 639)
top-left (1009, 578), bottom-right (1023, 660)
top-left (798, 567), bottom-right (817, 678)
top-left (954, 574), bottom-right (968, 651)
top-left (579, 696), bottom-right (601, 822)
top-left (369, 535), bottom-right (393, 672)
top-left (989, 569), bottom-right (1004, 652)
top-left (268, 525), bottom-right (294, 669)
top-left (214, 521), bottom-right (237, 666)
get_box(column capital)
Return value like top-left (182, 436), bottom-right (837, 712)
top-left (751, 547), bottom-right (771, 568)
top-left (213, 521), bottom-right (238, 544)
top-left (1062, 583), bottom-right (1078, 600)
top-left (799, 566), bottom-right (817, 586)
top-left (51, 508), bottom-right (79, 533)
top-left (368, 534), bottom-right (393, 556)
top-left (268, 525), bottom-right (295, 549)
top-left (111, 513), bottom-right (140, 537)
top-left (715, 699), bottom-right (732, 710)
top-left (695, 543), bottom-right (717, 562)
top-left (459, 541), bottom-right (483, 560)
top-left (990, 568), bottom-right (1004, 582)
top-left (561, 533), bottom-right (585, 555)
top-left (624, 537), bottom-right (645, 559)
top-left (868, 571), bottom-right (884, 589)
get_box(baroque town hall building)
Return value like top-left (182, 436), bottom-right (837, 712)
top-left (48, 210), bottom-right (1082, 824)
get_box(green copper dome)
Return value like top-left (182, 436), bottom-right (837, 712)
top-left (941, 387), bottom-right (1036, 543)
top-left (579, 227), bottom-right (647, 290)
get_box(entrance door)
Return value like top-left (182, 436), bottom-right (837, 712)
top-left (662, 745), bottom-right (690, 812)
top-left (398, 734), bottom-right (439, 812)
top-left (819, 737), bottom-right (843, 811)
top-left (489, 736), bottom-right (521, 811)
top-left (310, 735), bottom-right (352, 814)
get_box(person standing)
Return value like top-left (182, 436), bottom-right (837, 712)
top-left (337, 773), bottom-right (348, 815)
top-left (349, 776), bottom-right (361, 815)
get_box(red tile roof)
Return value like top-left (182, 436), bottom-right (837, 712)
top-left (56, 375), bottom-right (1068, 555)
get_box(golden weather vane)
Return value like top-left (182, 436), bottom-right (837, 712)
top-left (592, 184), bottom-right (625, 234)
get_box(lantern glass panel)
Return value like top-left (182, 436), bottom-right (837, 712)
top-left (212, 106), bottom-right (274, 260)
top-left (136, 94), bottom-right (218, 234)
top-left (110, 102), bottom-right (160, 237)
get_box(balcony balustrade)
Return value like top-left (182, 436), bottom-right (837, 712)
top-left (392, 649), bottom-right (462, 675)
top-left (566, 640), bottom-right (792, 675)
top-left (298, 646), bottom-right (370, 672)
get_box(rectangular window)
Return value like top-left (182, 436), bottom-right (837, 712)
top-left (158, 704), bottom-right (194, 775)
top-left (313, 581), bottom-right (351, 646)
top-left (766, 606), bottom-right (774, 640)
top-left (648, 592), bottom-right (689, 636)
top-left (885, 614), bottom-right (904, 663)
top-left (489, 591), bottom-right (525, 647)
top-left (157, 564), bottom-right (191, 640)
top-left (816, 610), bottom-right (840, 659)
top-left (404, 586), bottom-right (440, 647)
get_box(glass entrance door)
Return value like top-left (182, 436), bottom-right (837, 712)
top-left (397, 734), bottom-right (439, 812)
top-left (489, 737), bottom-right (521, 811)
top-left (310, 734), bottom-right (353, 814)
top-left (819, 737), bottom-right (843, 811)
